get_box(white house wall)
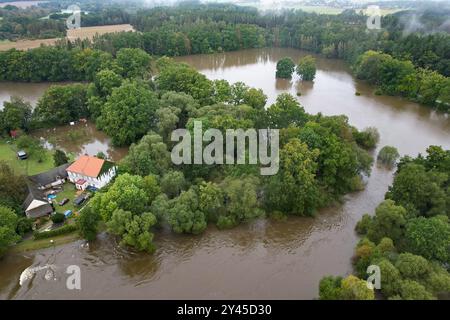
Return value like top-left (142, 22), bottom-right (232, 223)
top-left (67, 166), bottom-right (117, 190)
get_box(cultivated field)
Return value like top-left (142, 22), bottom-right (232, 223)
top-left (0, 24), bottom-right (135, 51)
top-left (66, 24), bottom-right (134, 41)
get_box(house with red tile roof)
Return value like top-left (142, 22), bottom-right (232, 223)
top-left (66, 155), bottom-right (117, 190)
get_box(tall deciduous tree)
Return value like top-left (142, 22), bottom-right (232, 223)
top-left (97, 80), bottom-right (160, 146)
top-left (89, 173), bottom-right (151, 221)
top-left (115, 48), bottom-right (151, 79)
top-left (107, 209), bottom-right (157, 253)
top-left (77, 206), bottom-right (101, 241)
top-left (53, 149), bottom-right (69, 167)
top-left (33, 84), bottom-right (88, 127)
top-left (120, 132), bottom-right (171, 176)
top-left (0, 96), bottom-right (32, 133)
top-left (265, 139), bottom-right (320, 216)
top-left (0, 162), bottom-right (27, 213)
top-left (0, 205), bottom-right (20, 257)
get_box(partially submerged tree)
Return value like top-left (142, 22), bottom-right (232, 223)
top-left (276, 57), bottom-right (295, 79)
top-left (297, 55), bottom-right (317, 81)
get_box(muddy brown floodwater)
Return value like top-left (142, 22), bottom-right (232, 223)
top-left (0, 83), bottom-right (127, 161)
top-left (0, 48), bottom-right (449, 299)
top-left (31, 122), bottom-right (128, 162)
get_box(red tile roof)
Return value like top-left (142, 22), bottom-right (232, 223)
top-left (67, 155), bottom-right (105, 178)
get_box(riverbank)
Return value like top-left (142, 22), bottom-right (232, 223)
top-left (8, 230), bottom-right (80, 254)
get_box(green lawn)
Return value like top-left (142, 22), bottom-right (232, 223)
top-left (53, 182), bottom-right (80, 214)
top-left (9, 231), bottom-right (80, 253)
top-left (0, 139), bottom-right (55, 176)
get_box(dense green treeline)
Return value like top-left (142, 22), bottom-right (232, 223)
top-left (2, 3), bottom-right (449, 75)
top-left (355, 51), bottom-right (450, 112)
top-left (319, 146), bottom-right (450, 300)
top-left (1, 3), bottom-right (449, 111)
top-left (129, 4), bottom-right (450, 76)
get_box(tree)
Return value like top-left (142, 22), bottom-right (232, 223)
top-left (275, 57), bottom-right (295, 79)
top-left (168, 187), bottom-right (207, 234)
top-left (107, 209), bottom-right (157, 253)
top-left (242, 88), bottom-right (267, 110)
top-left (353, 127), bottom-right (379, 150)
top-left (97, 80), bottom-right (160, 146)
top-left (377, 258), bottom-right (402, 297)
top-left (0, 162), bottom-right (27, 213)
top-left (212, 79), bottom-right (232, 103)
top-left (142, 175), bottom-right (161, 204)
top-left (150, 193), bottom-right (170, 223)
top-left (156, 60), bottom-right (214, 105)
top-left (319, 276), bottom-right (343, 300)
top-left (377, 146), bottom-right (400, 167)
top-left (160, 91), bottom-right (200, 129)
top-left (405, 215), bottom-right (450, 263)
top-left (160, 171), bottom-right (186, 199)
top-left (267, 93), bottom-right (308, 128)
top-left (395, 253), bottom-right (430, 280)
top-left (355, 214), bottom-right (373, 235)
top-left (265, 139), bottom-right (320, 216)
top-left (155, 106), bottom-right (180, 141)
top-left (340, 275), bottom-right (375, 300)
top-left (0, 205), bottom-right (20, 256)
top-left (386, 163), bottom-right (447, 217)
top-left (296, 55), bottom-right (317, 81)
top-left (92, 69), bottom-right (123, 98)
top-left (0, 96), bottom-right (32, 133)
top-left (120, 132), bottom-right (171, 176)
top-left (53, 149), bottom-right (69, 167)
top-left (89, 174), bottom-right (151, 221)
top-left (115, 48), bottom-right (151, 79)
top-left (229, 82), bottom-right (249, 105)
top-left (220, 176), bottom-right (263, 227)
top-left (33, 84), bottom-right (88, 126)
top-left (77, 206), bottom-right (101, 241)
top-left (366, 200), bottom-right (407, 244)
top-left (199, 181), bottom-right (224, 221)
top-left (318, 275), bottom-right (374, 300)
top-left (87, 69), bottom-right (123, 119)
top-left (398, 280), bottom-right (435, 300)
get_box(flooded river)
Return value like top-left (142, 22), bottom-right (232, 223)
top-left (0, 48), bottom-right (449, 299)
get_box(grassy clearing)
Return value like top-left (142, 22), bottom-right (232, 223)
top-left (9, 230), bottom-right (80, 253)
top-left (0, 139), bottom-right (54, 175)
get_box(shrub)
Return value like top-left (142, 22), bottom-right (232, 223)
top-left (354, 127), bottom-right (380, 149)
top-left (377, 146), bottom-right (400, 166)
top-left (16, 217), bottom-right (33, 236)
top-left (51, 212), bottom-right (65, 223)
top-left (276, 57), bottom-right (295, 79)
top-left (33, 224), bottom-right (77, 240)
top-left (216, 215), bottom-right (236, 229)
top-left (296, 55), bottom-right (316, 81)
